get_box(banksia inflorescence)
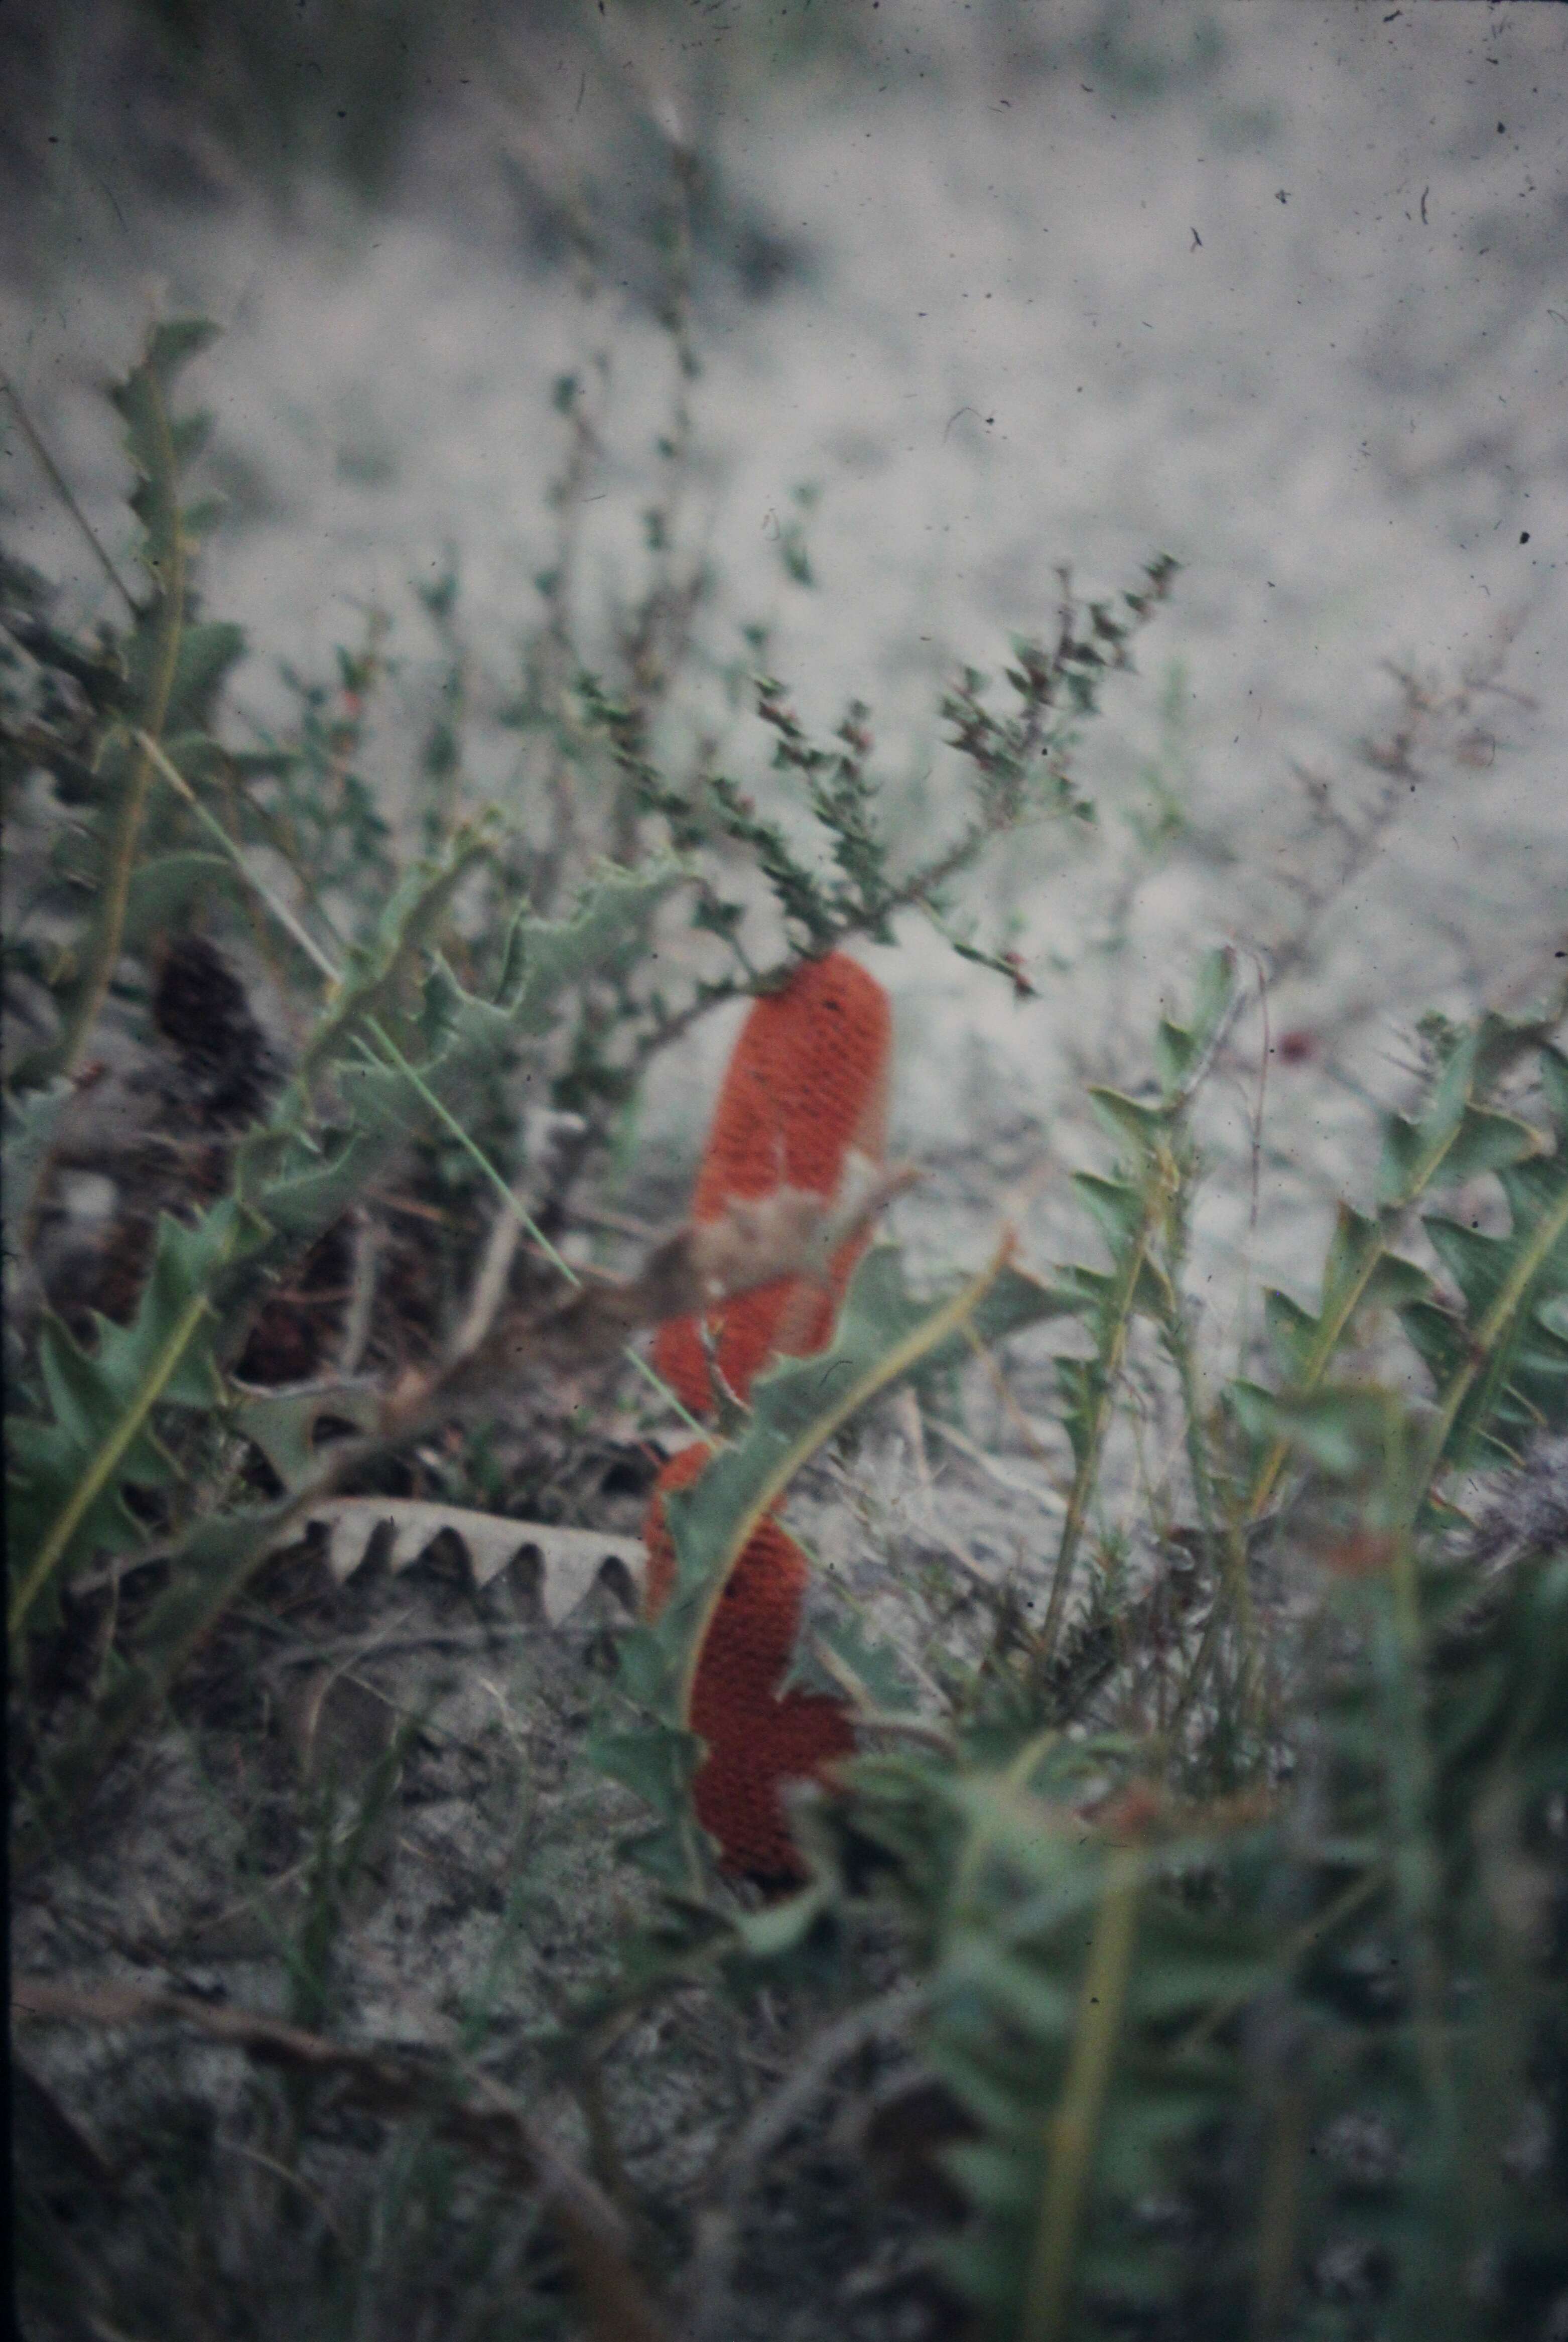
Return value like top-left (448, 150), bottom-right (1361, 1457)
top-left (644, 949), bottom-right (891, 1882)
top-left (643, 1442), bottom-right (857, 1885)
top-left (652, 949), bottom-right (891, 1414)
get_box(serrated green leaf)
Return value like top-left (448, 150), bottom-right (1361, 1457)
top-left (328, 858), bottom-right (682, 1143)
top-left (1396, 1298), bottom-right (1468, 1392)
top-left (1087, 1088), bottom-right (1164, 1158)
top-left (1189, 944), bottom-right (1237, 1052)
top-left (608, 1622), bottom-right (676, 1710)
top-left (1248, 1014), bottom-right (1564, 1507)
top-left (1265, 1289), bottom-right (1319, 1378)
top-left (1442, 1105), bottom-right (1544, 1187)
top-left (1151, 1018), bottom-right (1194, 1097)
top-left (243, 1133), bottom-right (371, 1245)
top-left (927, 2045), bottom-right (1036, 2148)
top-left (1261, 1222), bottom-right (1431, 1389)
top-left (1423, 1216), bottom-right (1515, 1321)
top-left (1497, 1154), bottom-right (1568, 1297)
top-left (1072, 1168), bottom-right (1147, 1257)
top-left (1374, 1011), bottom-right (1550, 1210)
top-left (1131, 1254), bottom-right (1178, 1317)
top-left (1228, 1382), bottom-right (1399, 1480)
top-left (1412, 1138), bottom-right (1568, 1480)
top-left (233, 1384), bottom-right (381, 1493)
top-left (145, 317), bottom-right (223, 383)
top-left (1055, 1354), bottom-right (1102, 1471)
top-left (1324, 1208), bottom-right (1430, 1319)
top-left (943, 1937), bottom-right (1076, 2039)
top-left (919, 1260), bottom-right (1083, 1377)
top-left (583, 1723), bottom-right (706, 1821)
top-left (728, 1878), bottom-right (837, 1961)
top-left (1318, 1201), bottom-right (1377, 1303)
top-left (1503, 1317), bottom-right (1568, 1433)
top-left (1050, 1262), bottom-right (1113, 1313)
top-left (1539, 1044), bottom-right (1568, 1131)
top-left (1151, 949), bottom-right (1235, 1102)
top-left (645, 1242), bottom-right (1008, 1738)
top-left (166, 422), bottom-right (211, 481)
top-left (8, 1198), bottom-right (267, 1633)
top-left (503, 860), bottom-right (682, 1035)
top-left (166, 621), bottom-right (246, 731)
top-left (179, 494), bottom-right (226, 542)
top-left (783, 1608), bottom-right (922, 1712)
top-left (109, 319), bottom-right (218, 591)
top-left (1249, 1210), bottom-right (1434, 1515)
top-left (618, 1823), bottom-right (712, 1887)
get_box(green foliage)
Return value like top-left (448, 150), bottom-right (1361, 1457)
top-left (6, 302), bottom-right (1161, 1883)
top-left (591, 1239), bottom-right (1038, 1887)
top-left (8, 1199), bottom-right (268, 1636)
top-left (588, 957), bottom-right (1565, 2340)
top-left (235, 620), bottom-right (400, 923)
top-left (1235, 1035), bottom-right (1568, 1517)
top-left (836, 1506), bottom-right (1567, 2341)
top-left (111, 319), bottom-right (221, 591)
top-left (39, 321), bottom-right (219, 1081)
top-left (330, 855), bottom-right (685, 1145)
top-left (1244, 1014), bottom-right (1556, 1516)
top-left (1, 1077), bottom-right (73, 1250)
top-left (1026, 949), bottom-right (1239, 1659)
top-left (577, 554), bottom-right (1174, 980)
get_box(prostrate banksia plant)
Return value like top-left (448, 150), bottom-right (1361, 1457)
top-left (644, 949), bottom-right (892, 1881)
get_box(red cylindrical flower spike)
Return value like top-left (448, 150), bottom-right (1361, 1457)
top-left (644, 1444), bottom-right (855, 1885)
top-left (652, 951), bottom-right (891, 1416)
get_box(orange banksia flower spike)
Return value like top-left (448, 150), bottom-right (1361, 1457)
top-left (643, 1444), bottom-right (855, 1885)
top-left (652, 950), bottom-right (892, 1416)
top-left (642, 950), bottom-right (891, 1884)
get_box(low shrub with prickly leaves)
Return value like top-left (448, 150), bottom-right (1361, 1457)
top-left (4, 313), bottom-right (1164, 1876)
top-left (591, 960), bottom-right (1565, 2340)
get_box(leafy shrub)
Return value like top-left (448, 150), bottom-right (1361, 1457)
top-left (596, 963), bottom-right (1567, 2341)
top-left (7, 222), bottom-right (1565, 2342)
